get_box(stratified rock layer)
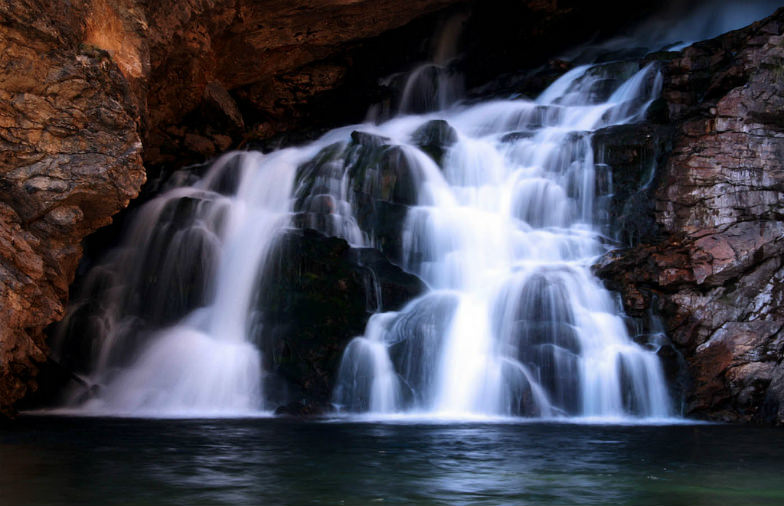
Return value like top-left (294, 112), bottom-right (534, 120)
top-left (596, 9), bottom-right (784, 424)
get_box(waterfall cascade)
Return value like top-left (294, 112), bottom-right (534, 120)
top-left (53, 57), bottom-right (675, 419)
top-left (331, 62), bottom-right (672, 418)
top-left (53, 151), bottom-right (311, 415)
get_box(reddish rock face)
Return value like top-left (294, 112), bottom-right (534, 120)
top-left (596, 9), bottom-right (784, 424)
top-left (140, 0), bottom-right (469, 165)
top-left (0, 0), bottom-right (145, 417)
top-left (1, 0), bottom-right (467, 418)
top-left (2, 0), bottom-right (782, 423)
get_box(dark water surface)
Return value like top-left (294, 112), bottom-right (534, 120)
top-left (1, 416), bottom-right (783, 505)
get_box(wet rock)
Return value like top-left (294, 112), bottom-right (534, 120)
top-left (466, 59), bottom-right (574, 101)
top-left (0, 2), bottom-right (144, 418)
top-left (500, 131), bottom-right (536, 143)
top-left (251, 229), bottom-right (425, 410)
top-left (412, 119), bottom-right (458, 167)
top-left (656, 343), bottom-right (690, 410)
top-left (201, 81), bottom-right (245, 132)
top-left (142, 0), bottom-right (467, 166)
top-left (274, 400), bottom-right (329, 417)
top-left (592, 123), bottom-right (673, 245)
top-left (596, 8), bottom-right (784, 424)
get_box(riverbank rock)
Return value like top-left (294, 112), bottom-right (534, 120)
top-left (595, 8), bottom-right (784, 424)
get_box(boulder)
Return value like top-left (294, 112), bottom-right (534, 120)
top-left (412, 119), bottom-right (458, 167)
top-left (251, 228), bottom-right (426, 411)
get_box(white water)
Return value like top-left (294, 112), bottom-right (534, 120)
top-left (54, 51), bottom-right (678, 419)
top-left (46, 0), bottom-right (782, 421)
top-left (333, 61), bottom-right (672, 418)
top-left (57, 150), bottom-right (311, 416)
top-left (55, 59), bottom-right (674, 419)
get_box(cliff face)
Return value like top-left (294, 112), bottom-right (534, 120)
top-left (0, 0), bottom-right (669, 418)
top-left (0, 1), bottom-right (145, 418)
top-left (597, 9), bottom-right (784, 424)
top-left (3, 0), bottom-right (784, 422)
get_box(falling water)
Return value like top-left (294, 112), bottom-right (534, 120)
top-left (332, 61), bottom-right (672, 418)
top-left (369, 11), bottom-right (467, 120)
top-left (53, 150), bottom-right (313, 416)
top-left (53, 49), bottom-right (676, 418)
top-left (53, 59), bottom-right (673, 418)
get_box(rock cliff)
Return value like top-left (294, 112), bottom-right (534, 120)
top-left (0, 0), bottom-right (465, 418)
top-left (0, 1), bottom-right (144, 418)
top-left (1, 0), bottom-right (665, 418)
top-left (596, 9), bottom-right (784, 424)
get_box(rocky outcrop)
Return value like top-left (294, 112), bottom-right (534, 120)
top-left (596, 9), bottom-right (784, 424)
top-left (0, 1), bottom-right (145, 418)
top-left (4, 0), bottom-right (781, 423)
top-left (141, 0), bottom-right (471, 166)
top-left (254, 229), bottom-right (425, 414)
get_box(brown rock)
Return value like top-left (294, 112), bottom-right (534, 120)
top-left (3, 0), bottom-right (780, 423)
top-left (596, 8), bottom-right (784, 424)
top-left (3, 0), bottom-right (486, 418)
top-left (0, 0), bottom-right (145, 417)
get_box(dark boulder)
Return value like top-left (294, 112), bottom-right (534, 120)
top-left (591, 123), bottom-right (673, 246)
top-left (412, 119), bottom-right (458, 167)
top-left (251, 228), bottom-right (426, 412)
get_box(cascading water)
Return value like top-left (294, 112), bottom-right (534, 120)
top-left (368, 11), bottom-right (467, 120)
top-left (53, 150), bottom-right (313, 415)
top-left (52, 59), bottom-right (675, 419)
top-left (332, 61), bottom-right (672, 418)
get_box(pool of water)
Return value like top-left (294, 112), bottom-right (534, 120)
top-left (1, 416), bottom-right (783, 505)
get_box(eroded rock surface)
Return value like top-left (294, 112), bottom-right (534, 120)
top-left (3, 0), bottom-right (783, 423)
top-left (0, 1), bottom-right (145, 417)
top-left (596, 9), bottom-right (784, 424)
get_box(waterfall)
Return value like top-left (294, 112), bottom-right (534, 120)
top-left (332, 61), bottom-right (672, 418)
top-left (54, 53), bottom-right (673, 418)
top-left (54, 150), bottom-right (308, 416)
top-left (368, 11), bottom-right (467, 120)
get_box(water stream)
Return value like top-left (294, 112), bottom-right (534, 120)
top-left (51, 56), bottom-right (676, 420)
top-left (332, 62), bottom-right (671, 418)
